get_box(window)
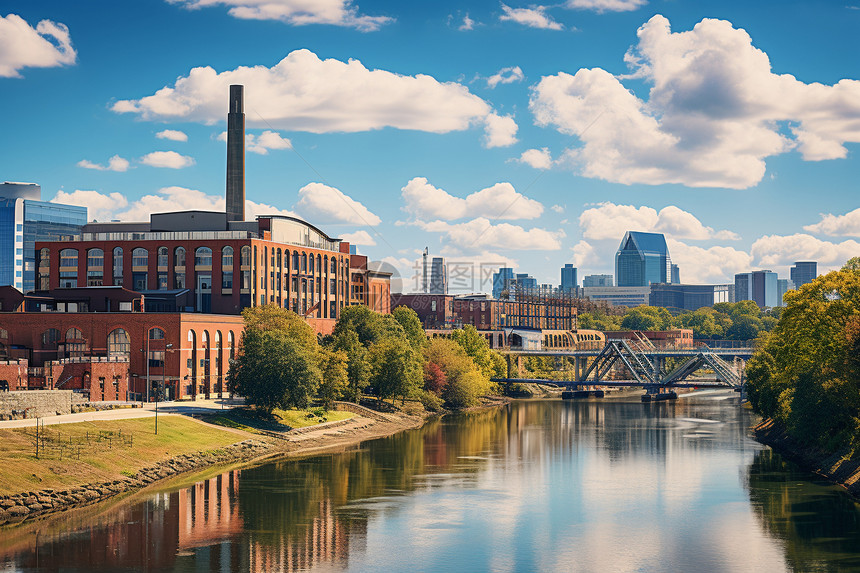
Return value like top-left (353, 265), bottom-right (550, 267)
top-left (132, 248), bottom-right (148, 267)
top-left (60, 271), bottom-right (77, 288)
top-left (149, 327), bottom-right (165, 340)
top-left (222, 246), bottom-right (233, 269)
top-left (330, 279), bottom-right (337, 295)
top-left (240, 246), bottom-right (251, 266)
top-left (158, 247), bottom-right (168, 267)
top-left (222, 271), bottom-right (233, 289)
top-left (308, 254), bottom-right (314, 273)
top-left (277, 249), bottom-right (282, 267)
top-left (107, 328), bottom-right (130, 357)
top-left (87, 248), bottom-right (104, 268)
top-left (87, 270), bottom-right (103, 286)
top-left (331, 258), bottom-right (337, 273)
top-left (65, 328), bottom-right (86, 358)
top-left (38, 248), bottom-right (50, 268)
top-left (42, 328), bottom-right (61, 347)
top-left (174, 272), bottom-right (186, 289)
top-left (241, 270), bottom-right (250, 290)
top-left (293, 252), bottom-right (299, 271)
top-left (301, 253), bottom-right (307, 272)
top-left (149, 351), bottom-right (165, 368)
top-left (133, 272), bottom-right (148, 291)
top-left (60, 249), bottom-right (78, 268)
top-left (175, 247), bottom-right (186, 267)
top-left (158, 273), bottom-right (168, 290)
top-left (112, 247), bottom-right (123, 277)
top-left (195, 247), bottom-right (212, 267)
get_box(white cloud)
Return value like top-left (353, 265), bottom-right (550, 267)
top-left (483, 113), bottom-right (519, 147)
top-left (219, 130), bottom-right (293, 154)
top-left (77, 155), bottom-right (131, 172)
top-left (499, 4), bottom-right (563, 30)
top-left (140, 151), bottom-right (195, 169)
top-left (112, 49), bottom-right (507, 145)
top-left (414, 218), bottom-right (563, 252)
top-left (517, 147), bottom-right (553, 169)
top-left (294, 182), bottom-right (381, 225)
top-left (51, 186), bottom-right (295, 222)
top-left (459, 14), bottom-right (476, 31)
top-left (578, 202), bottom-right (739, 240)
top-left (0, 14), bottom-right (76, 78)
top-left (156, 129), bottom-right (188, 142)
top-left (570, 239), bottom-right (600, 267)
top-left (803, 208), bottom-right (860, 237)
top-left (341, 230), bottom-right (376, 246)
top-left (751, 234), bottom-right (860, 272)
top-left (566, 0), bottom-right (646, 12)
top-left (166, 0), bottom-right (392, 31)
top-left (487, 66), bottom-right (524, 89)
top-left (401, 177), bottom-right (544, 221)
top-left (551, 204), bottom-right (565, 214)
top-left (530, 15), bottom-right (860, 189)
top-left (667, 239), bottom-right (752, 283)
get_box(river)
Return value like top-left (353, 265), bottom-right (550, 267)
top-left (2, 393), bottom-right (860, 572)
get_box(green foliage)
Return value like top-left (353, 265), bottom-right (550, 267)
top-left (620, 306), bottom-right (673, 331)
top-left (330, 328), bottom-right (371, 402)
top-left (451, 325), bottom-right (506, 379)
top-left (675, 307), bottom-right (725, 338)
top-left (317, 348), bottom-right (349, 410)
top-left (333, 305), bottom-right (404, 347)
top-left (228, 330), bottom-right (321, 412)
top-left (577, 311), bottom-right (623, 331)
top-left (843, 257), bottom-right (860, 272)
top-left (417, 389), bottom-right (444, 412)
top-left (368, 337), bottom-right (422, 402)
top-left (424, 337), bottom-right (490, 408)
top-left (746, 268), bottom-right (860, 452)
top-left (392, 306), bottom-right (426, 349)
top-left (241, 304), bottom-right (318, 348)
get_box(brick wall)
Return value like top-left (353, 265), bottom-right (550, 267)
top-left (0, 390), bottom-right (73, 418)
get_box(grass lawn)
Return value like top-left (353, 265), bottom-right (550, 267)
top-left (0, 416), bottom-right (245, 497)
top-left (204, 407), bottom-right (353, 433)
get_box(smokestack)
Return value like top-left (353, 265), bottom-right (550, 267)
top-left (226, 84), bottom-right (245, 222)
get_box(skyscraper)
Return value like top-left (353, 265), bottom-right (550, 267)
top-left (615, 231), bottom-right (673, 287)
top-left (777, 278), bottom-right (794, 307)
top-left (429, 257), bottom-right (447, 294)
top-left (0, 182), bottom-right (87, 292)
top-left (492, 267), bottom-right (514, 298)
top-left (735, 270), bottom-right (778, 308)
top-left (671, 264), bottom-right (680, 284)
top-left (583, 274), bottom-right (613, 287)
top-left (790, 261), bottom-right (817, 288)
top-left (560, 263), bottom-right (577, 292)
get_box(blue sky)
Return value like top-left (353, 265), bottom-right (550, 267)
top-left (2, 0), bottom-right (859, 293)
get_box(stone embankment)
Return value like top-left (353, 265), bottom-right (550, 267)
top-left (754, 418), bottom-right (860, 498)
top-left (0, 439), bottom-right (270, 526)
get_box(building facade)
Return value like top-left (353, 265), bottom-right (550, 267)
top-left (790, 261), bottom-right (817, 288)
top-left (0, 182), bottom-right (87, 292)
top-left (583, 274), bottom-right (613, 287)
top-left (649, 283), bottom-right (733, 311)
top-left (560, 264), bottom-right (577, 292)
top-left (429, 257), bottom-right (447, 294)
top-left (735, 270), bottom-right (778, 308)
top-left (615, 231), bottom-right (674, 287)
top-left (581, 286), bottom-right (651, 307)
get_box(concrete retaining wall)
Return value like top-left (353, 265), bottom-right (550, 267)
top-left (0, 390), bottom-right (74, 419)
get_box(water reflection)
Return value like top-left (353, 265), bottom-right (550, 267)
top-left (1, 397), bottom-right (859, 572)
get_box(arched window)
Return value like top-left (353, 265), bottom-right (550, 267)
top-left (112, 247), bottom-right (123, 276)
top-left (158, 247), bottom-right (168, 267)
top-left (149, 327), bottom-right (165, 340)
top-left (308, 254), bottom-right (314, 273)
top-left (107, 328), bottom-right (130, 357)
top-left (330, 257), bottom-right (337, 273)
top-left (65, 328), bottom-right (86, 358)
top-left (277, 248), bottom-right (282, 268)
top-left (42, 328), bottom-right (61, 348)
top-left (228, 331), bottom-right (235, 360)
top-left (195, 247), bottom-right (212, 267)
top-left (222, 246), bottom-right (233, 268)
top-left (316, 255), bottom-right (321, 275)
top-left (240, 246), bottom-right (251, 266)
top-left (60, 249), bottom-right (78, 268)
top-left (132, 248), bottom-right (148, 267)
top-left (301, 253), bottom-right (307, 272)
top-left (66, 328), bottom-right (83, 340)
top-left (174, 247), bottom-right (186, 267)
top-left (87, 249), bottom-right (104, 268)
top-left (293, 252), bottom-right (299, 270)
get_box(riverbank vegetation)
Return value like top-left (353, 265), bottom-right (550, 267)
top-left (746, 259), bottom-right (860, 454)
top-left (228, 305), bottom-right (507, 413)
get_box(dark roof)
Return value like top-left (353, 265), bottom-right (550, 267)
top-left (619, 231), bottom-right (669, 255)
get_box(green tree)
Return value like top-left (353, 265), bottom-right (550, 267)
top-left (620, 306), bottom-right (673, 331)
top-left (843, 257), bottom-right (860, 272)
top-left (227, 330), bottom-right (321, 412)
top-left (333, 305), bottom-right (404, 347)
top-left (317, 348), bottom-right (349, 410)
top-left (331, 329), bottom-right (371, 402)
top-left (241, 304), bottom-right (318, 349)
top-left (392, 306), bottom-right (426, 349)
top-left (368, 337), bottom-right (422, 403)
top-left (676, 307), bottom-right (724, 338)
top-left (451, 325), bottom-right (506, 379)
top-left (726, 314), bottom-right (763, 340)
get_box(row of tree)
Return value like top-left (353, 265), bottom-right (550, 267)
top-left (578, 300), bottom-right (782, 340)
top-left (227, 304), bottom-right (506, 413)
top-left (746, 258), bottom-right (860, 453)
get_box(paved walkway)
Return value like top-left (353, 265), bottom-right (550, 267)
top-left (0, 397), bottom-right (245, 429)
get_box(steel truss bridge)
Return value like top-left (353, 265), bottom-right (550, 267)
top-left (495, 340), bottom-right (752, 396)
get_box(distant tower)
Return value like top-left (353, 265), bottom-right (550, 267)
top-left (422, 247), bottom-right (429, 293)
top-left (226, 85), bottom-right (245, 223)
top-left (560, 263), bottom-right (577, 292)
top-left (429, 257), bottom-right (447, 294)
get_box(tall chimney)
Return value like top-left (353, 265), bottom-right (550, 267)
top-left (226, 84), bottom-right (245, 222)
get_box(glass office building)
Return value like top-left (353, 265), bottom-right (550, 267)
top-left (0, 183), bottom-right (86, 292)
top-left (615, 231), bottom-right (674, 287)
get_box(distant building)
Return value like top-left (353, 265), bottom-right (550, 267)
top-left (671, 264), bottom-right (680, 285)
top-left (429, 257), bottom-right (447, 294)
top-left (777, 278), bottom-right (794, 307)
top-left (583, 274), bottom-right (613, 288)
top-left (581, 286), bottom-right (651, 308)
top-left (0, 182), bottom-right (87, 293)
top-left (649, 283), bottom-right (733, 311)
top-left (735, 270), bottom-right (778, 308)
top-left (560, 264), bottom-right (577, 292)
top-left (615, 231), bottom-right (673, 287)
top-left (790, 261), bottom-right (817, 288)
top-left (492, 267), bottom-right (514, 299)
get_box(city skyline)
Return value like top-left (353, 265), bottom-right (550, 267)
top-left (2, 1), bottom-right (859, 293)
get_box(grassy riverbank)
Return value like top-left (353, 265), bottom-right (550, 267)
top-left (754, 418), bottom-right (860, 499)
top-left (203, 407), bottom-right (353, 433)
top-left (0, 415), bottom-right (246, 497)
